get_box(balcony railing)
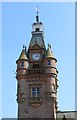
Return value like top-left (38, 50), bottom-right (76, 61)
top-left (28, 69), bottom-right (43, 75)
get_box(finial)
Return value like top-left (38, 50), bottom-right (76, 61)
top-left (35, 5), bottom-right (39, 22)
top-left (48, 43), bottom-right (51, 49)
top-left (35, 5), bottom-right (39, 15)
top-left (23, 45), bottom-right (26, 52)
top-left (23, 45), bottom-right (25, 50)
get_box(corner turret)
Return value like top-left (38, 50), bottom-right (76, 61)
top-left (16, 46), bottom-right (28, 79)
top-left (16, 46), bottom-right (28, 104)
top-left (19, 46), bottom-right (28, 60)
top-left (43, 44), bottom-right (58, 114)
top-left (43, 44), bottom-right (57, 74)
top-left (45, 44), bottom-right (57, 61)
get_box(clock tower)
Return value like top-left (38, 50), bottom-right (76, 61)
top-left (16, 12), bottom-right (58, 119)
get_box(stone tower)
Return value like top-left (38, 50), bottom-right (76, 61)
top-left (16, 13), bottom-right (58, 119)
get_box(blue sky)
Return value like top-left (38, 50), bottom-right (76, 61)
top-left (1, 2), bottom-right (75, 118)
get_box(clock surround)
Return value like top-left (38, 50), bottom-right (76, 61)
top-left (32, 53), bottom-right (41, 61)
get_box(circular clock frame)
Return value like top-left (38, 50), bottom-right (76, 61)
top-left (32, 53), bottom-right (41, 61)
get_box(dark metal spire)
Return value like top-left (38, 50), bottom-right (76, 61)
top-left (35, 5), bottom-right (39, 22)
top-left (23, 44), bottom-right (25, 50)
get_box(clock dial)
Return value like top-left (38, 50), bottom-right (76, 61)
top-left (32, 53), bottom-right (40, 61)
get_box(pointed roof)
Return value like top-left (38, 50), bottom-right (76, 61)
top-left (45, 44), bottom-right (57, 61)
top-left (19, 46), bottom-right (28, 60)
top-left (29, 33), bottom-right (45, 49)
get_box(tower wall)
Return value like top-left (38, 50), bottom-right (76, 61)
top-left (16, 14), bottom-right (58, 119)
top-left (17, 78), bottom-right (55, 118)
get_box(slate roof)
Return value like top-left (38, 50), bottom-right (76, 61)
top-left (19, 49), bottom-right (28, 60)
top-left (29, 32), bottom-right (46, 49)
top-left (45, 46), bottom-right (57, 62)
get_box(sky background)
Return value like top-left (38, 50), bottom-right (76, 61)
top-left (1, 2), bottom-right (75, 118)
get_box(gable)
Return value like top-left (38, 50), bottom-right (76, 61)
top-left (32, 43), bottom-right (41, 49)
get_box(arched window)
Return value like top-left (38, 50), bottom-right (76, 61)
top-left (47, 60), bottom-right (51, 66)
top-left (36, 28), bottom-right (39, 32)
top-left (33, 64), bottom-right (40, 69)
top-left (20, 61), bottom-right (24, 68)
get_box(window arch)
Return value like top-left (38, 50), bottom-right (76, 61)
top-left (36, 28), bottom-right (39, 32)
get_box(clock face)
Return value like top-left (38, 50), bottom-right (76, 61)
top-left (32, 53), bottom-right (41, 61)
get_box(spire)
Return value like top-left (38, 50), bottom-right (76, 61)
top-left (19, 46), bottom-right (28, 60)
top-left (36, 5), bottom-right (39, 15)
top-left (29, 6), bottom-right (46, 50)
top-left (35, 5), bottom-right (39, 22)
top-left (45, 44), bottom-right (57, 61)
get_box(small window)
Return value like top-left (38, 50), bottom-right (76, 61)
top-left (36, 28), bottom-right (39, 32)
top-left (20, 61), bottom-right (24, 68)
top-left (31, 88), bottom-right (40, 97)
top-left (47, 60), bottom-right (51, 66)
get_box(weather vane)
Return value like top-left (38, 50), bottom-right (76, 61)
top-left (35, 5), bottom-right (39, 15)
top-left (35, 5), bottom-right (39, 22)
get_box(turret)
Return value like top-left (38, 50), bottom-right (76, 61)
top-left (44, 44), bottom-right (57, 75)
top-left (43, 44), bottom-right (58, 115)
top-left (16, 46), bottom-right (28, 104)
top-left (16, 46), bottom-right (28, 79)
